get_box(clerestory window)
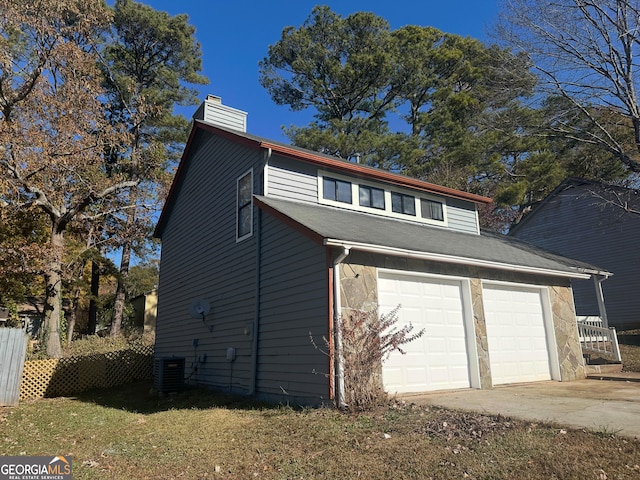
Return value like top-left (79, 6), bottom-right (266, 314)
top-left (391, 192), bottom-right (416, 216)
top-left (323, 177), bottom-right (352, 204)
top-left (421, 198), bottom-right (444, 221)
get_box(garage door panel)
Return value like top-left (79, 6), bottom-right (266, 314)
top-left (407, 368), bottom-right (428, 384)
top-left (483, 284), bottom-right (552, 385)
top-left (383, 367), bottom-right (402, 389)
top-left (379, 272), bottom-right (472, 393)
top-left (426, 338), bottom-right (446, 353)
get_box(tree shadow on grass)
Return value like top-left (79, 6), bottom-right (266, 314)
top-left (75, 381), bottom-right (281, 414)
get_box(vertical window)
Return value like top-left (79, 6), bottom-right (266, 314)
top-left (237, 170), bottom-right (252, 240)
top-left (391, 192), bottom-right (416, 216)
top-left (359, 185), bottom-right (385, 209)
top-left (323, 177), bottom-right (352, 204)
top-left (421, 198), bottom-right (444, 221)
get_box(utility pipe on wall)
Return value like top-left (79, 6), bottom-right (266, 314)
top-left (592, 274), bottom-right (610, 329)
top-left (249, 147), bottom-right (272, 396)
top-left (332, 246), bottom-right (350, 409)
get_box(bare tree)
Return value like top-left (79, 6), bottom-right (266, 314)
top-left (497, 0), bottom-right (640, 172)
top-left (0, 0), bottom-right (134, 357)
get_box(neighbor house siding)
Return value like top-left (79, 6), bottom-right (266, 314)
top-left (155, 131), bottom-right (265, 394)
top-left (256, 213), bottom-right (330, 405)
top-left (266, 155), bottom-right (318, 203)
top-left (510, 184), bottom-right (640, 329)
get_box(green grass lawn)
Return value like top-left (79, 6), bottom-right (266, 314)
top-left (2, 379), bottom-right (640, 480)
top-left (2, 342), bottom-right (639, 479)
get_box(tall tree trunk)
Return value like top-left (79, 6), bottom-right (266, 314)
top-left (110, 176), bottom-right (138, 338)
top-left (44, 227), bottom-right (64, 358)
top-left (88, 259), bottom-right (100, 335)
top-left (110, 240), bottom-right (131, 337)
top-left (67, 272), bottom-right (84, 346)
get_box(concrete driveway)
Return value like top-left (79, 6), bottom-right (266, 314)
top-left (404, 373), bottom-right (640, 438)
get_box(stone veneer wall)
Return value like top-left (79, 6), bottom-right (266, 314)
top-left (469, 278), bottom-right (492, 388)
top-left (339, 263), bottom-right (378, 316)
top-left (338, 252), bottom-right (586, 390)
top-left (549, 285), bottom-right (587, 381)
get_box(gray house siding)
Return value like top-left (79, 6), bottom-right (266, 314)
top-left (266, 155), bottom-right (318, 202)
top-left (155, 131), bottom-right (265, 394)
top-left (266, 156), bottom-right (479, 234)
top-left (256, 213), bottom-right (330, 405)
top-left (446, 198), bottom-right (479, 234)
top-left (510, 184), bottom-right (640, 330)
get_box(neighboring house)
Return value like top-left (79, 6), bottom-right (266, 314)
top-left (0, 299), bottom-right (46, 337)
top-left (0, 307), bottom-right (8, 327)
top-left (131, 289), bottom-right (158, 338)
top-left (510, 177), bottom-right (640, 331)
top-left (154, 95), bottom-right (607, 406)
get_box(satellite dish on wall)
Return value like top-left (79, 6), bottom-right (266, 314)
top-left (188, 299), bottom-right (210, 319)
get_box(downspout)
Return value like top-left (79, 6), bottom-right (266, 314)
top-left (249, 148), bottom-right (271, 395)
top-left (332, 246), bottom-right (350, 409)
top-left (592, 274), bottom-right (609, 329)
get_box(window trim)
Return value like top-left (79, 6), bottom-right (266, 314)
top-left (318, 169), bottom-right (448, 226)
top-left (391, 191), bottom-right (416, 216)
top-left (236, 168), bottom-right (253, 242)
top-left (420, 198), bottom-right (445, 221)
top-left (322, 176), bottom-right (353, 204)
top-left (359, 184), bottom-right (386, 210)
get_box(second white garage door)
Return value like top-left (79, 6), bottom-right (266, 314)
top-left (482, 283), bottom-right (554, 385)
top-left (378, 271), bottom-right (473, 394)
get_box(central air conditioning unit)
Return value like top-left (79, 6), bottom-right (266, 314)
top-left (153, 356), bottom-right (185, 393)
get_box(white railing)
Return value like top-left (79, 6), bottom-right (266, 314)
top-left (576, 317), bottom-right (621, 363)
top-left (576, 315), bottom-right (604, 328)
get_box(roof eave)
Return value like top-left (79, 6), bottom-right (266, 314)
top-left (323, 238), bottom-right (597, 280)
top-left (157, 118), bottom-right (493, 237)
top-left (154, 121), bottom-right (265, 239)
top-left (260, 141), bottom-right (492, 205)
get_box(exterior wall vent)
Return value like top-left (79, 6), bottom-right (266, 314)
top-left (193, 94), bottom-right (248, 132)
top-left (153, 356), bottom-right (185, 393)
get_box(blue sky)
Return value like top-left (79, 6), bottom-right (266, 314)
top-left (140, 1), bottom-right (501, 143)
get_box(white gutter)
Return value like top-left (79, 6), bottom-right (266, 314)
top-left (323, 239), bottom-right (600, 280)
top-left (332, 246), bottom-right (350, 409)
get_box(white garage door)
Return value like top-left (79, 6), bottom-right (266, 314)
top-left (378, 272), bottom-right (472, 393)
top-left (482, 283), bottom-right (552, 385)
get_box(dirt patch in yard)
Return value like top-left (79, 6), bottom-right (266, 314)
top-left (416, 406), bottom-right (519, 441)
top-left (620, 343), bottom-right (640, 372)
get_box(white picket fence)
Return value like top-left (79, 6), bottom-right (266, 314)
top-left (0, 328), bottom-right (29, 406)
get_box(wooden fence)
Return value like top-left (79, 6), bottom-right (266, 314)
top-left (0, 328), bottom-right (29, 406)
top-left (20, 344), bottom-right (153, 400)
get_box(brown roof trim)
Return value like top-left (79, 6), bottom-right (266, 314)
top-left (194, 120), bottom-right (263, 148)
top-left (155, 120), bottom-right (492, 237)
top-left (259, 141), bottom-right (492, 205)
top-left (154, 125), bottom-right (198, 238)
top-left (154, 122), bottom-right (268, 238)
top-left (193, 120), bottom-right (492, 204)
